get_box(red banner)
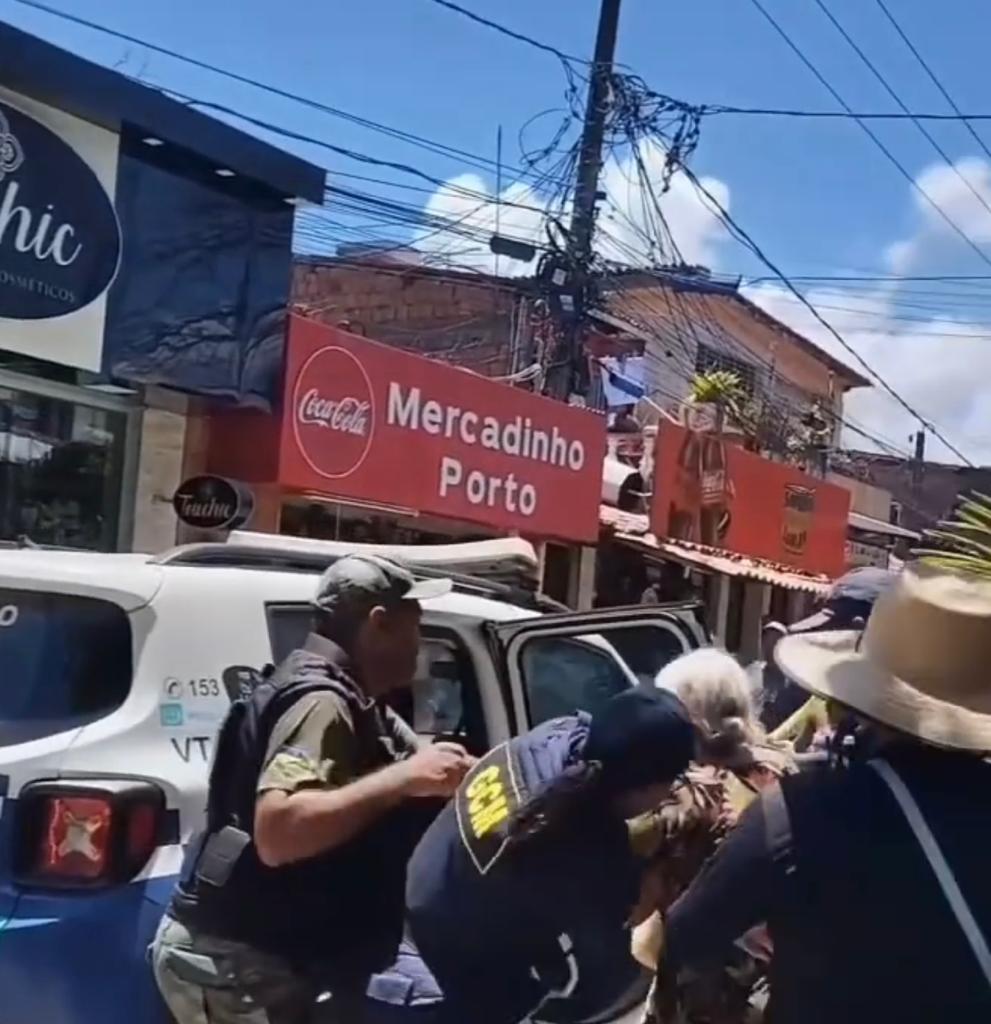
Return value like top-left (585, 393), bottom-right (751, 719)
top-left (279, 317), bottom-right (607, 542)
top-left (651, 422), bottom-right (850, 577)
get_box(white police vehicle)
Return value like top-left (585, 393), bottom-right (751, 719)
top-left (0, 531), bottom-right (705, 1024)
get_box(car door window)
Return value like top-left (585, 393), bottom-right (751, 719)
top-left (519, 636), bottom-right (630, 724)
top-left (264, 604), bottom-right (487, 753)
top-left (595, 625), bottom-right (688, 687)
top-left (0, 588), bottom-right (132, 745)
top-left (494, 610), bottom-right (697, 731)
top-left (381, 636), bottom-right (461, 736)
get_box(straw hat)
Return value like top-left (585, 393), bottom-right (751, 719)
top-left (775, 562), bottom-right (991, 752)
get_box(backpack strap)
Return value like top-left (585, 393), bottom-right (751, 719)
top-left (869, 758), bottom-right (991, 988)
top-left (762, 782), bottom-right (796, 879)
top-left (204, 698), bottom-right (252, 833)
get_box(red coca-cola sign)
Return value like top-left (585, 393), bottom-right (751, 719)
top-left (291, 345), bottom-right (375, 479)
top-left (276, 318), bottom-right (606, 542)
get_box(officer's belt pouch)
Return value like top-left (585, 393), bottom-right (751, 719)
top-left (196, 826), bottom-right (251, 888)
top-left (366, 972), bottom-right (415, 1007)
top-left (161, 947), bottom-right (231, 990)
top-left (365, 941), bottom-right (444, 1007)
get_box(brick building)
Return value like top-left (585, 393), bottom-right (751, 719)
top-left (597, 270), bottom-right (869, 448)
top-left (292, 254), bottom-right (533, 378)
top-left (291, 258), bottom-right (868, 456)
top-left (837, 451), bottom-right (991, 535)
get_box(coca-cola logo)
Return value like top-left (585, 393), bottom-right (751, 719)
top-left (297, 390), bottom-right (370, 436)
top-left (292, 345), bottom-right (375, 479)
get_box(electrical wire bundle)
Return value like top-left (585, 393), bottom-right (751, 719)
top-left (16, 0), bottom-right (984, 466)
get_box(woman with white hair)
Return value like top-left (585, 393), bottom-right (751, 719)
top-left (656, 648), bottom-right (764, 767)
top-left (630, 648), bottom-right (794, 1024)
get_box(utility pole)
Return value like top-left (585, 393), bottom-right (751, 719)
top-left (543, 0), bottom-right (622, 401)
top-left (494, 125), bottom-right (503, 282)
top-left (911, 428), bottom-right (926, 488)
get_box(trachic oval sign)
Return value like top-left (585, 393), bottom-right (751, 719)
top-left (0, 100), bottom-right (121, 320)
top-left (172, 476), bottom-right (254, 531)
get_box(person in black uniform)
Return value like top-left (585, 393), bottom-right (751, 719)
top-left (758, 568), bottom-right (895, 733)
top-left (661, 562), bottom-right (991, 1024)
top-left (152, 555), bottom-right (474, 1024)
top-left (403, 688), bottom-right (697, 1024)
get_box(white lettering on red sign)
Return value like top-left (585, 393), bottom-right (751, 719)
top-left (387, 382), bottom-right (586, 471)
top-left (297, 389), bottom-right (371, 436)
top-left (439, 456), bottom-right (539, 517)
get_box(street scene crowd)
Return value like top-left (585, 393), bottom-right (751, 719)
top-left (2, 4), bottom-right (991, 1023)
top-left (150, 546), bottom-right (991, 1024)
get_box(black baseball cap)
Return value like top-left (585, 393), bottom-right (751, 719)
top-left (789, 566), bottom-right (896, 634)
top-left (313, 554), bottom-right (452, 615)
top-left (585, 688), bottom-right (696, 792)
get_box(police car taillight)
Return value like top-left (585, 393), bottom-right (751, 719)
top-left (15, 780), bottom-right (166, 888)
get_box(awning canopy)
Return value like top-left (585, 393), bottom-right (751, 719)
top-left (848, 510), bottom-right (919, 540)
top-left (599, 504), bottom-right (651, 536)
top-left (599, 504), bottom-right (831, 595)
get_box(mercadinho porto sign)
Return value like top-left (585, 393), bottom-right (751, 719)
top-left (284, 318), bottom-right (606, 543)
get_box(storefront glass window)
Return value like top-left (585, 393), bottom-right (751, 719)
top-left (0, 385), bottom-right (127, 550)
top-left (280, 501), bottom-right (491, 545)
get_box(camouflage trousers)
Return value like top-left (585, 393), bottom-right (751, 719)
top-left (151, 916), bottom-right (440, 1024)
top-left (151, 915), bottom-right (326, 1024)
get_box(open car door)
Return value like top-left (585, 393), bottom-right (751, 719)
top-left (489, 605), bottom-right (707, 1024)
top-left (489, 603), bottom-right (706, 735)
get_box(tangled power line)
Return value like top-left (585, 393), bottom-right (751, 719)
top-left (16, 0), bottom-right (983, 464)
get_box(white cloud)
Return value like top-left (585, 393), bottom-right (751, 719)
top-left (743, 155), bottom-right (991, 465)
top-left (415, 139), bottom-right (730, 274)
top-left (416, 145), bottom-right (991, 465)
top-left (596, 141), bottom-right (730, 268)
top-left (915, 157), bottom-right (991, 241)
top-left (885, 157), bottom-right (991, 275)
top-left (883, 238), bottom-right (917, 277)
top-left (743, 281), bottom-right (991, 464)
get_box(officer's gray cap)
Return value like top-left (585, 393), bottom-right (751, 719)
top-left (313, 554), bottom-right (452, 615)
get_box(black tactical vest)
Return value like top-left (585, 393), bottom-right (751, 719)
top-left (768, 746), bottom-right (991, 1024)
top-left (171, 645), bottom-right (438, 979)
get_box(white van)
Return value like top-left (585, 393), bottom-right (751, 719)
top-left (0, 532), bottom-right (705, 1024)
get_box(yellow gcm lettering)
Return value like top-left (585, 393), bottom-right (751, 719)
top-left (466, 764), bottom-right (508, 838)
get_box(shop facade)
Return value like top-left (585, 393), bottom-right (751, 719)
top-left (827, 472), bottom-right (919, 571)
top-left (599, 421), bottom-right (850, 658)
top-left (197, 316), bottom-right (607, 604)
top-left (0, 23), bottom-right (323, 551)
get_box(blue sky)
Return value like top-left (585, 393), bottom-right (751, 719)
top-left (3, 0), bottom-right (991, 461)
top-left (5, 0), bottom-right (990, 273)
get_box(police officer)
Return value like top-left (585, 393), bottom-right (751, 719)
top-left (151, 555), bottom-right (473, 1024)
top-left (403, 688), bottom-right (697, 1024)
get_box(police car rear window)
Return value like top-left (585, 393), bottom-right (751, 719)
top-left (0, 589), bottom-right (132, 745)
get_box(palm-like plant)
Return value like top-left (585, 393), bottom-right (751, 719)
top-left (689, 370), bottom-right (747, 413)
top-left (688, 370), bottom-right (751, 435)
top-left (916, 491), bottom-right (991, 580)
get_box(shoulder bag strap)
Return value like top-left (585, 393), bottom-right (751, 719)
top-left (762, 782), bottom-right (796, 878)
top-left (869, 758), bottom-right (991, 988)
